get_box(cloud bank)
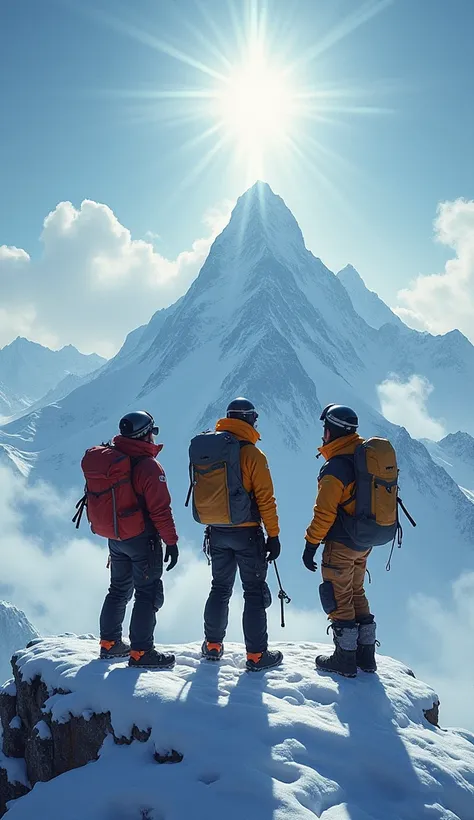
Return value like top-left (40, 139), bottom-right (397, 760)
top-left (395, 198), bottom-right (474, 343)
top-left (377, 374), bottom-right (446, 441)
top-left (0, 200), bottom-right (231, 357)
top-left (408, 572), bottom-right (474, 730)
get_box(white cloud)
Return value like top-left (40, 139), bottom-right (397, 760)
top-left (377, 374), bottom-right (446, 440)
top-left (394, 198), bottom-right (474, 342)
top-left (0, 465), bottom-right (326, 650)
top-left (407, 572), bottom-right (474, 730)
top-left (0, 199), bottom-right (232, 358)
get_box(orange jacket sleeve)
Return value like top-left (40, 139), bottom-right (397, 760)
top-left (242, 447), bottom-right (280, 537)
top-left (305, 475), bottom-right (344, 545)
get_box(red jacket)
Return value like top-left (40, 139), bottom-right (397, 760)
top-left (112, 436), bottom-right (178, 546)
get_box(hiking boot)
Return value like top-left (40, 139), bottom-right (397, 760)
top-left (128, 648), bottom-right (175, 670)
top-left (201, 641), bottom-right (224, 661)
top-left (99, 639), bottom-right (130, 660)
top-left (246, 649), bottom-right (283, 672)
top-left (316, 623), bottom-right (358, 678)
top-left (356, 618), bottom-right (378, 672)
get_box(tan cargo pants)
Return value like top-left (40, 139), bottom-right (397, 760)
top-left (320, 540), bottom-right (371, 622)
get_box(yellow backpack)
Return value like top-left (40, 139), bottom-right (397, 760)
top-left (338, 438), bottom-right (416, 549)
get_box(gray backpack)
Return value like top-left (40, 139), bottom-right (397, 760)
top-left (185, 431), bottom-right (257, 526)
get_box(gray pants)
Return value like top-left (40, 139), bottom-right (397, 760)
top-left (204, 526), bottom-right (271, 654)
top-left (100, 531), bottom-right (164, 652)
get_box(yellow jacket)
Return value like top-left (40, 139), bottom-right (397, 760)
top-left (215, 418), bottom-right (280, 537)
top-left (305, 433), bottom-right (364, 545)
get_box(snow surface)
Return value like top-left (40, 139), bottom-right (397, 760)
top-left (5, 636), bottom-right (474, 820)
top-left (0, 601), bottom-right (39, 686)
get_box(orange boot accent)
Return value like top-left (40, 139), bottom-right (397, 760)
top-left (129, 650), bottom-right (145, 662)
top-left (100, 640), bottom-right (115, 651)
top-left (206, 643), bottom-right (222, 652)
top-left (246, 652), bottom-right (263, 664)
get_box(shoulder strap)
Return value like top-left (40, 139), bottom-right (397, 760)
top-left (239, 440), bottom-right (254, 449)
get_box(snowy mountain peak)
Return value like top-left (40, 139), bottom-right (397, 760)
top-left (439, 431), bottom-right (474, 462)
top-left (337, 263), bottom-right (364, 283)
top-left (216, 180), bottom-right (306, 267)
top-left (0, 602), bottom-right (39, 685)
top-left (337, 264), bottom-right (403, 330)
top-left (0, 338), bottom-right (105, 417)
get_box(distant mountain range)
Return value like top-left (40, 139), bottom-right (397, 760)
top-left (0, 337), bottom-right (105, 419)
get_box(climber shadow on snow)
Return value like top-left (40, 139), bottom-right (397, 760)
top-left (184, 658), bottom-right (280, 820)
top-left (302, 671), bottom-right (435, 819)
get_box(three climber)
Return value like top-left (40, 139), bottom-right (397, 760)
top-left (75, 396), bottom-right (413, 677)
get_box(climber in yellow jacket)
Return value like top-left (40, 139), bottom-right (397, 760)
top-left (202, 398), bottom-right (283, 672)
top-left (303, 404), bottom-right (377, 678)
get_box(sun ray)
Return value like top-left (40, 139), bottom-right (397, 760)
top-left (72, 0), bottom-right (397, 191)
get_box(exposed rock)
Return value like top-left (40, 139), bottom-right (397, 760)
top-left (50, 712), bottom-right (111, 777)
top-left (13, 667), bottom-right (51, 734)
top-left (24, 722), bottom-right (53, 784)
top-left (154, 749), bottom-right (184, 764)
top-left (0, 769), bottom-right (29, 817)
top-left (0, 655), bottom-right (161, 816)
top-left (423, 701), bottom-right (440, 727)
top-left (0, 689), bottom-right (24, 758)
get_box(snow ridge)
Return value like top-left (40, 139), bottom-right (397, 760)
top-left (5, 636), bottom-right (474, 820)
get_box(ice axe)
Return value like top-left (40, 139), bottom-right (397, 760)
top-left (272, 560), bottom-right (291, 628)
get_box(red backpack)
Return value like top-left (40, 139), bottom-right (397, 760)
top-left (72, 445), bottom-right (146, 540)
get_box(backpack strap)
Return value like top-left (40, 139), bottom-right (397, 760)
top-left (397, 496), bottom-right (417, 528)
top-left (321, 454), bottom-right (356, 508)
top-left (72, 492), bottom-right (87, 529)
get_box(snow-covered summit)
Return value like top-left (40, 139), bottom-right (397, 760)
top-left (0, 603), bottom-right (38, 685)
top-left (0, 337), bottom-right (105, 417)
top-left (337, 264), bottom-right (403, 330)
top-left (2, 636), bottom-right (474, 820)
top-left (439, 431), bottom-right (474, 463)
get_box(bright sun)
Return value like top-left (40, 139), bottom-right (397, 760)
top-left (215, 51), bottom-right (296, 179)
top-left (219, 56), bottom-right (293, 148)
top-left (105, 0), bottom-right (391, 192)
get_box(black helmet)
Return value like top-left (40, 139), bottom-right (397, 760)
top-left (119, 410), bottom-right (159, 439)
top-left (226, 397), bottom-right (258, 427)
top-left (320, 404), bottom-right (358, 436)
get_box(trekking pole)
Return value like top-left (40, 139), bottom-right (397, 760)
top-left (273, 561), bottom-right (291, 628)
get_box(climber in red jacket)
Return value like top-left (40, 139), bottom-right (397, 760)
top-left (98, 411), bottom-right (178, 670)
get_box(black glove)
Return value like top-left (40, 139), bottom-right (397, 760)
top-left (265, 535), bottom-right (281, 563)
top-left (164, 544), bottom-right (179, 571)
top-left (302, 540), bottom-right (319, 572)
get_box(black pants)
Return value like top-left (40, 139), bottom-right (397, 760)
top-left (99, 531), bottom-right (164, 652)
top-left (204, 526), bottom-right (271, 654)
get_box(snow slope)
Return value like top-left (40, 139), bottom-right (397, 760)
top-left (0, 603), bottom-right (38, 686)
top-left (423, 432), bottom-right (474, 503)
top-left (5, 636), bottom-right (474, 820)
top-left (0, 337), bottom-right (105, 416)
top-left (337, 264), bottom-right (403, 330)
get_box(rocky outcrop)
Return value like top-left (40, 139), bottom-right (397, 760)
top-left (0, 653), bottom-right (156, 817)
top-left (0, 769), bottom-right (29, 817)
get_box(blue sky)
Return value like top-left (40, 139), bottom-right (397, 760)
top-left (1, 0), bottom-right (474, 350)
